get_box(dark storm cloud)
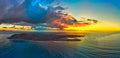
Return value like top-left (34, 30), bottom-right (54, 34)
top-left (0, 0), bottom-right (55, 23)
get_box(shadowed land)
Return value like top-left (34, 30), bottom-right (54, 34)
top-left (8, 33), bottom-right (85, 41)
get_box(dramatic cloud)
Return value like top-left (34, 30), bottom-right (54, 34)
top-left (0, 0), bottom-right (55, 23)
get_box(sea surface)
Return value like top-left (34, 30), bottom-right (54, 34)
top-left (0, 31), bottom-right (120, 58)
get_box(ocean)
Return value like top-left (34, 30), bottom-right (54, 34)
top-left (0, 31), bottom-right (120, 58)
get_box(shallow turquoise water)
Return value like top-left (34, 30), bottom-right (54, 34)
top-left (0, 32), bottom-right (120, 58)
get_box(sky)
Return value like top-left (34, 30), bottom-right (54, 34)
top-left (64, 0), bottom-right (120, 25)
top-left (0, 0), bottom-right (119, 31)
top-left (0, 0), bottom-right (119, 24)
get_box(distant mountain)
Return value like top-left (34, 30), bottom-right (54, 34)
top-left (12, 21), bottom-right (34, 26)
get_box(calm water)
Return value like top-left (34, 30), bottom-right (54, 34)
top-left (0, 31), bottom-right (120, 58)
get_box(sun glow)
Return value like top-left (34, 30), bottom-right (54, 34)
top-left (64, 22), bottom-right (120, 32)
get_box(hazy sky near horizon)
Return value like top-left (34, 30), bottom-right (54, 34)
top-left (64, 0), bottom-right (120, 25)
